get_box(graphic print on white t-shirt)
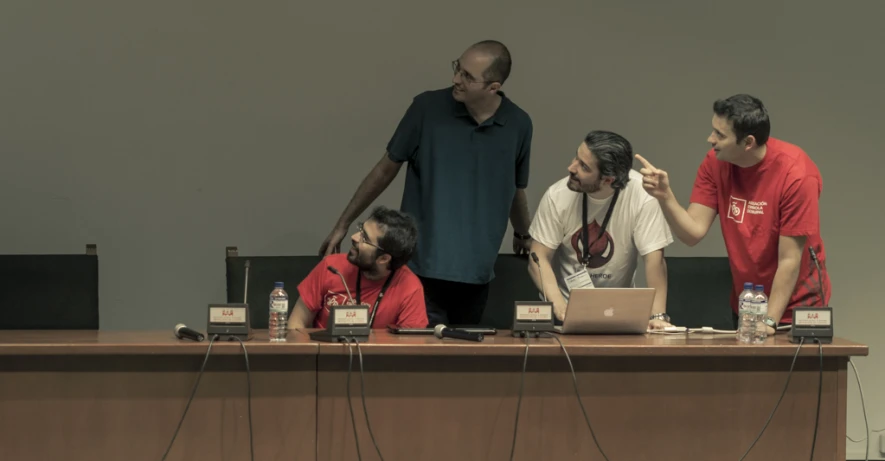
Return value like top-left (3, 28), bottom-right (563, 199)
top-left (570, 219), bottom-right (615, 269)
top-left (528, 170), bottom-right (674, 301)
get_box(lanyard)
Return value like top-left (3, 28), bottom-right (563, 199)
top-left (581, 188), bottom-right (620, 266)
top-left (355, 269), bottom-right (396, 328)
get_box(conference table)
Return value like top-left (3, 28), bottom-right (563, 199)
top-left (0, 329), bottom-right (868, 461)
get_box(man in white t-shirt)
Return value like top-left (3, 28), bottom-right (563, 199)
top-left (527, 130), bottom-right (674, 329)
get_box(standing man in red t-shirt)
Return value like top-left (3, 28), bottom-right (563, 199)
top-left (289, 206), bottom-right (428, 330)
top-left (635, 94), bottom-right (830, 334)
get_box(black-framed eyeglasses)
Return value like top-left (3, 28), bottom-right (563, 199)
top-left (356, 222), bottom-right (386, 252)
top-left (451, 59), bottom-right (492, 85)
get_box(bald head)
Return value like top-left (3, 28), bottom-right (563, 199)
top-left (469, 40), bottom-right (512, 85)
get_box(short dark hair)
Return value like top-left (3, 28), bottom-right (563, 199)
top-left (471, 40), bottom-right (511, 84)
top-left (368, 206), bottom-right (418, 270)
top-left (713, 94), bottom-right (770, 146)
top-left (584, 130), bottom-right (633, 190)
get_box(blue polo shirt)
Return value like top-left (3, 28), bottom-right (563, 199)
top-left (386, 86), bottom-right (533, 284)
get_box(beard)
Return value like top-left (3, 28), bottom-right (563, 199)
top-left (347, 246), bottom-right (376, 272)
top-left (567, 175), bottom-right (602, 194)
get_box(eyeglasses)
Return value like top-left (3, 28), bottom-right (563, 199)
top-left (451, 59), bottom-right (492, 85)
top-left (356, 222), bottom-right (386, 252)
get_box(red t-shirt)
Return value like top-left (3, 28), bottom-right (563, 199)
top-left (297, 254), bottom-right (428, 329)
top-left (689, 138), bottom-right (831, 323)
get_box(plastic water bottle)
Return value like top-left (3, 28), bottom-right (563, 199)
top-left (269, 282), bottom-right (288, 342)
top-left (752, 285), bottom-right (769, 344)
top-left (736, 282), bottom-right (755, 343)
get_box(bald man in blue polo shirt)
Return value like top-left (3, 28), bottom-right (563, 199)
top-left (318, 40), bottom-right (534, 327)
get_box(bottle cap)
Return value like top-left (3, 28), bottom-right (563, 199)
top-left (274, 281), bottom-right (284, 288)
top-left (744, 282), bottom-right (753, 289)
top-left (754, 285), bottom-right (764, 292)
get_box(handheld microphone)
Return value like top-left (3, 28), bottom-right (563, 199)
top-left (808, 247), bottom-right (827, 306)
top-left (530, 252), bottom-right (547, 302)
top-left (174, 323), bottom-right (205, 342)
top-left (327, 266), bottom-right (355, 304)
top-left (433, 324), bottom-right (484, 342)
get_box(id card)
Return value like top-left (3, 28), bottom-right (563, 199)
top-left (565, 269), bottom-right (595, 291)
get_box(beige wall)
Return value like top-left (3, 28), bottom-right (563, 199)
top-left (1, 0), bottom-right (882, 457)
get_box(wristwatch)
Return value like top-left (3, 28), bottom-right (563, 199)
top-left (649, 313), bottom-right (670, 322)
top-left (763, 317), bottom-right (778, 331)
top-left (513, 231), bottom-right (531, 240)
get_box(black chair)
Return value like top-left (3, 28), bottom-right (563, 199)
top-left (482, 254), bottom-right (541, 329)
top-left (0, 244), bottom-right (99, 329)
top-left (664, 256), bottom-right (735, 330)
top-left (225, 247), bottom-right (321, 329)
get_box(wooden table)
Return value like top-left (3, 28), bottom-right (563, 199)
top-left (0, 330), bottom-right (868, 461)
top-left (312, 331), bottom-right (868, 461)
top-left (0, 330), bottom-right (318, 461)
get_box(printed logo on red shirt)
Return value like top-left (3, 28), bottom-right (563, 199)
top-left (323, 291), bottom-right (353, 307)
top-left (727, 196), bottom-right (747, 223)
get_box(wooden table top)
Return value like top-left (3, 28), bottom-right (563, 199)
top-left (0, 329), bottom-right (868, 357)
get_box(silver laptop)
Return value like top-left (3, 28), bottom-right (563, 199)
top-left (553, 288), bottom-right (655, 334)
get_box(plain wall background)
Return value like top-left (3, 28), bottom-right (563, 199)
top-left (1, 0), bottom-right (882, 457)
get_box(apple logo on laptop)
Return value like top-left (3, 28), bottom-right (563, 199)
top-left (604, 308), bottom-right (614, 317)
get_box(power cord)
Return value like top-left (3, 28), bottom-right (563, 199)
top-left (509, 334), bottom-right (531, 461)
top-left (232, 337), bottom-right (255, 461)
top-left (161, 334), bottom-right (217, 461)
top-left (809, 339), bottom-right (822, 461)
top-left (738, 337), bottom-right (804, 461)
top-left (345, 341), bottom-right (364, 461)
top-left (845, 359), bottom-right (872, 461)
top-left (354, 339), bottom-right (385, 461)
top-left (542, 333), bottom-right (611, 461)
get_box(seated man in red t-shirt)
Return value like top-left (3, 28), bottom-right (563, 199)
top-left (289, 206), bottom-right (428, 329)
top-left (635, 94), bottom-right (830, 334)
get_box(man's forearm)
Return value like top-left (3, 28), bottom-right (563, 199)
top-left (510, 189), bottom-right (531, 234)
top-left (659, 194), bottom-right (705, 247)
top-left (334, 156), bottom-right (400, 229)
top-left (645, 256), bottom-right (668, 315)
top-left (527, 260), bottom-right (568, 320)
top-left (767, 259), bottom-right (802, 323)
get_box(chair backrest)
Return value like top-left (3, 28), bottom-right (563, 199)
top-left (225, 247), bottom-right (321, 329)
top-left (482, 254), bottom-right (540, 329)
top-left (0, 244), bottom-right (99, 329)
top-left (664, 256), bottom-right (734, 329)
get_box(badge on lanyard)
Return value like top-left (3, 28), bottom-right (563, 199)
top-left (565, 268), bottom-right (595, 291)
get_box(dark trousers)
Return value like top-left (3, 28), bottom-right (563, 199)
top-left (420, 276), bottom-right (490, 327)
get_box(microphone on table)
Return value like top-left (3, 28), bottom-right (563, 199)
top-left (530, 252), bottom-right (547, 302)
top-left (174, 323), bottom-right (205, 342)
top-left (808, 247), bottom-right (828, 307)
top-left (327, 266), bottom-right (355, 304)
top-left (434, 324), bottom-right (484, 342)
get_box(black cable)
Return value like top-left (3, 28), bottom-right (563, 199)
top-left (346, 342), bottom-right (364, 461)
top-left (809, 339), bottom-right (823, 461)
top-left (509, 335), bottom-right (530, 461)
top-left (738, 337), bottom-right (805, 461)
top-left (162, 334), bottom-right (217, 461)
top-left (544, 333), bottom-right (611, 461)
top-left (232, 337), bottom-right (255, 461)
top-left (354, 340), bottom-right (385, 461)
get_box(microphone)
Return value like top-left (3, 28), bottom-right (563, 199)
top-left (243, 259), bottom-right (251, 304)
top-left (808, 247), bottom-right (827, 307)
top-left (433, 324), bottom-right (484, 342)
top-left (326, 266), bottom-right (355, 304)
top-left (530, 252), bottom-right (547, 302)
top-left (174, 323), bottom-right (205, 342)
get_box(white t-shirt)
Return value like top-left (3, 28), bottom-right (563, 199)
top-left (528, 170), bottom-right (674, 301)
